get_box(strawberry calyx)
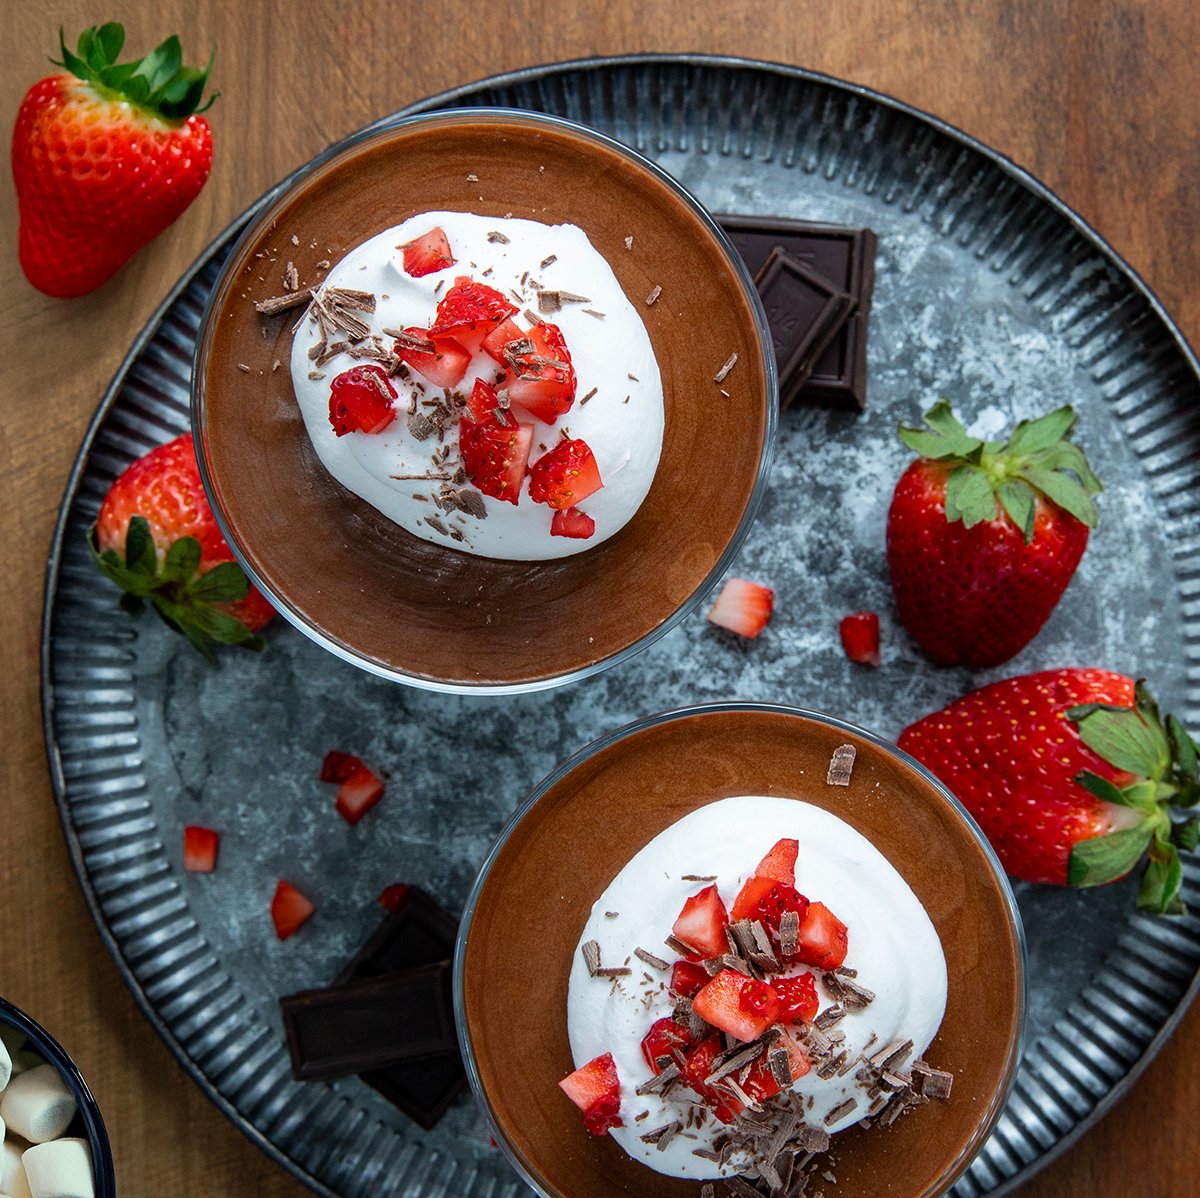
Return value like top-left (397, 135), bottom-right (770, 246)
top-left (898, 401), bottom-right (1102, 543)
top-left (52, 22), bottom-right (217, 122)
top-left (89, 514), bottom-right (264, 658)
top-left (1066, 681), bottom-right (1200, 914)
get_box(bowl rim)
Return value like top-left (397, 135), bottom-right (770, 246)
top-left (452, 700), bottom-right (1028, 1198)
top-left (191, 106), bottom-right (779, 695)
top-left (0, 995), bottom-right (116, 1196)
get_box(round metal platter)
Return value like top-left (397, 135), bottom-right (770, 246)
top-left (41, 55), bottom-right (1200, 1198)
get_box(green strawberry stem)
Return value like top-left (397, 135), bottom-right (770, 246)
top-left (1066, 682), bottom-right (1200, 914)
top-left (898, 401), bottom-right (1102, 542)
top-left (52, 22), bottom-right (216, 122)
top-left (89, 515), bottom-right (263, 660)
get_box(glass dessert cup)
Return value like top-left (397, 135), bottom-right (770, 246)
top-left (192, 109), bottom-right (776, 694)
top-left (454, 703), bottom-right (1026, 1198)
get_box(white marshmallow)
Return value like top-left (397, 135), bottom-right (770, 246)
top-left (22, 1140), bottom-right (93, 1198)
top-left (1, 1141), bottom-right (28, 1195)
top-left (0, 1035), bottom-right (11, 1092)
top-left (0, 1067), bottom-right (76, 1144)
top-left (7, 1055), bottom-right (43, 1080)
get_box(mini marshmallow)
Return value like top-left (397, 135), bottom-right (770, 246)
top-left (0, 1067), bottom-right (76, 1144)
top-left (22, 1139), bottom-right (93, 1198)
top-left (1, 1140), bottom-right (27, 1195)
top-left (0, 1035), bottom-right (11, 1092)
top-left (7, 1055), bottom-right (43, 1080)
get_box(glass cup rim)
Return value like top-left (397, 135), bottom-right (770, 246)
top-left (452, 700), bottom-right (1028, 1198)
top-left (0, 995), bottom-right (116, 1197)
top-left (191, 106), bottom-right (779, 695)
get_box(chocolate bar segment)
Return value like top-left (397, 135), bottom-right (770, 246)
top-left (753, 248), bottom-right (854, 407)
top-left (281, 962), bottom-right (456, 1081)
top-left (720, 215), bottom-right (877, 411)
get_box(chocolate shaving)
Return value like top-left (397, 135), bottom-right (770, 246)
top-left (681, 874), bottom-right (718, 882)
top-left (920, 1069), bottom-right (954, 1100)
top-left (486, 231), bottom-right (510, 243)
top-left (634, 948), bottom-right (669, 972)
top-left (596, 966), bottom-right (632, 978)
top-left (700, 1185), bottom-right (715, 1198)
top-left (579, 387), bottom-right (598, 406)
top-left (581, 940), bottom-right (602, 976)
top-left (458, 490), bottom-right (487, 520)
top-left (254, 289), bottom-right (313, 316)
top-left (646, 284), bottom-right (662, 305)
top-left (393, 330), bottom-right (437, 353)
top-left (838, 979), bottom-right (876, 1010)
top-left (284, 261), bottom-right (299, 291)
top-left (826, 744), bottom-right (856, 787)
top-left (768, 1047), bottom-right (794, 1088)
top-left (406, 412), bottom-right (437, 442)
top-left (778, 910), bottom-right (800, 958)
top-left (636, 1062), bottom-right (681, 1095)
top-left (713, 352), bottom-right (738, 382)
top-left (705, 1042), bottom-right (766, 1086)
top-left (869, 1040), bottom-right (913, 1072)
top-left (583, 308), bottom-right (606, 318)
top-left (523, 308), bottom-right (544, 325)
top-left (665, 934), bottom-right (699, 958)
top-left (537, 291), bottom-right (562, 312)
top-left (540, 254), bottom-right (557, 268)
top-left (389, 471), bottom-right (452, 481)
top-left (813, 1005), bottom-right (845, 1030)
top-left (640, 1120), bottom-right (680, 1145)
top-left (423, 515), bottom-right (449, 535)
top-left (823, 1098), bottom-right (857, 1126)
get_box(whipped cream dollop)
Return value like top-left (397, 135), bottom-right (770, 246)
top-left (289, 211), bottom-right (664, 560)
top-left (566, 796), bottom-right (948, 1180)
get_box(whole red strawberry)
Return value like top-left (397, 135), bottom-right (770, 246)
top-left (90, 433), bottom-right (274, 655)
top-left (886, 403), bottom-right (1101, 668)
top-left (13, 23), bottom-right (216, 297)
top-left (899, 669), bottom-right (1200, 913)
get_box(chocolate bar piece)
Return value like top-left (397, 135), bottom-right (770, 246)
top-left (720, 215), bottom-right (878, 411)
top-left (752, 248), bottom-right (854, 408)
top-left (281, 963), bottom-right (456, 1081)
top-left (336, 887), bottom-right (467, 1129)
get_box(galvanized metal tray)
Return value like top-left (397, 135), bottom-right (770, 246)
top-left (41, 55), bottom-right (1200, 1198)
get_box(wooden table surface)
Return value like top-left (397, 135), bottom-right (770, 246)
top-left (2, 3), bottom-right (1197, 1195)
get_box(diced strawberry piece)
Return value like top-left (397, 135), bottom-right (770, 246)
top-left (794, 901), bottom-right (849, 970)
top-left (466, 377), bottom-right (502, 422)
top-left (271, 881), bottom-right (315, 941)
top-left (320, 750), bottom-right (362, 783)
top-left (774, 973), bottom-right (820, 1024)
top-left (707, 577), bottom-right (774, 638)
top-left (671, 884), bottom-right (729, 960)
top-left (559, 1052), bottom-right (623, 1135)
top-left (550, 506), bottom-right (596, 539)
top-left (378, 883), bottom-right (411, 913)
top-left (742, 1036), bottom-right (811, 1100)
top-left (754, 839), bottom-right (798, 886)
top-left (393, 327), bottom-right (470, 388)
top-left (640, 1016), bottom-right (693, 1073)
top-left (481, 317), bottom-right (528, 364)
top-left (183, 825), bottom-right (219, 873)
top-left (669, 960), bottom-right (710, 999)
top-left (528, 439), bottom-right (603, 510)
top-left (840, 611), bottom-right (882, 667)
top-left (680, 1035), bottom-right (744, 1123)
top-left (400, 226), bottom-right (455, 277)
top-left (429, 277), bottom-right (517, 344)
top-left (335, 763), bottom-right (385, 825)
top-left (753, 883), bottom-right (810, 936)
top-left (692, 969), bottom-right (780, 1042)
top-left (459, 405), bottom-right (534, 505)
top-left (328, 365), bottom-right (397, 436)
top-left (502, 321), bottom-right (577, 423)
top-left (730, 874), bottom-right (777, 922)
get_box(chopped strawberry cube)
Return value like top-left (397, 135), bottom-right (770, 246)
top-left (672, 883), bottom-right (729, 960)
top-left (794, 901), bottom-right (849, 970)
top-left (742, 1035), bottom-right (811, 1101)
top-left (774, 973), bottom-right (820, 1024)
top-left (707, 577), bottom-right (774, 638)
top-left (550, 506), bottom-right (596, 539)
top-left (429, 277), bottom-right (517, 344)
top-left (559, 1052), bottom-right (623, 1135)
top-left (669, 960), bottom-right (710, 998)
top-left (729, 873), bottom-right (777, 923)
top-left (328, 365), bottom-right (397, 436)
top-left (393, 327), bottom-right (471, 388)
top-left (377, 883), bottom-right (412, 913)
top-left (528, 439), bottom-right (603, 510)
top-left (754, 839), bottom-right (798, 886)
top-left (754, 883), bottom-right (810, 936)
top-left (400, 227), bottom-right (455, 277)
top-left (270, 880), bottom-right (315, 941)
top-left (466, 377), bottom-right (503, 422)
top-left (459, 404), bottom-right (534, 505)
top-left (692, 969), bottom-right (781, 1042)
top-left (640, 1016), bottom-right (693, 1073)
top-left (320, 750), bottom-right (362, 784)
top-left (502, 321), bottom-right (577, 423)
top-left (183, 825), bottom-right (219, 873)
top-left (840, 611), bottom-right (882, 667)
top-left (481, 317), bottom-right (528, 364)
top-left (335, 763), bottom-right (385, 825)
top-left (680, 1035), bottom-right (744, 1123)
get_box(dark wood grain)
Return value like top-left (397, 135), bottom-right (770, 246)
top-left (1, 3), bottom-right (1196, 1195)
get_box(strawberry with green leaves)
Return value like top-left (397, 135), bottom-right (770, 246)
top-left (90, 433), bottom-right (274, 657)
top-left (13, 22), bottom-right (216, 297)
top-left (886, 402), bottom-right (1102, 668)
top-left (899, 669), bottom-right (1200, 913)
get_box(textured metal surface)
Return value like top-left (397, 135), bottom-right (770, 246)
top-left (42, 56), bottom-right (1200, 1198)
